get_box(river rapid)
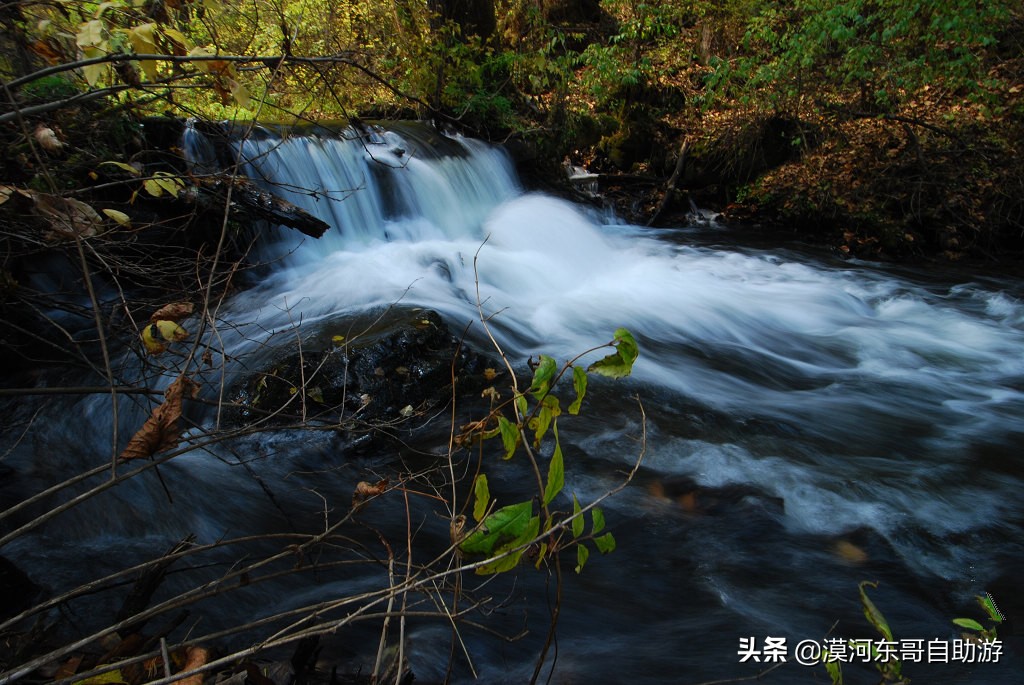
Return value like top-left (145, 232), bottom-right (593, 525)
top-left (1, 123), bottom-right (1021, 684)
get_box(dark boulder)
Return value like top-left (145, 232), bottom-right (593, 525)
top-left (229, 309), bottom-right (495, 431)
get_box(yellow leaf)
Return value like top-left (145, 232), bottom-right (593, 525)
top-left (143, 179), bottom-right (163, 197)
top-left (0, 186), bottom-right (13, 206)
top-left (72, 668), bottom-right (125, 685)
top-left (141, 324), bottom-right (166, 355)
top-left (76, 20), bottom-right (104, 49)
top-left (188, 46), bottom-right (214, 74)
top-left (100, 161), bottom-right (141, 176)
top-left (163, 28), bottom-right (189, 49)
top-left (127, 23), bottom-right (159, 80)
top-left (82, 47), bottom-right (107, 86)
top-left (102, 208), bottom-right (131, 226)
top-left (229, 79), bottom-right (250, 109)
top-left (155, 319), bottom-right (188, 342)
top-left (153, 171), bottom-right (183, 197)
top-left (331, 334), bottom-right (345, 345)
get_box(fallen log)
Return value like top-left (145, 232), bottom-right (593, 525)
top-left (193, 175), bottom-right (330, 239)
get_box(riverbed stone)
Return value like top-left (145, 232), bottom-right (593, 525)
top-left (228, 309), bottom-right (495, 431)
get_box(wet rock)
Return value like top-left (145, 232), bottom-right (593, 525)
top-left (229, 309), bottom-right (495, 431)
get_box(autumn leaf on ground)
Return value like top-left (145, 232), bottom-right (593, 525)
top-left (120, 375), bottom-right (199, 461)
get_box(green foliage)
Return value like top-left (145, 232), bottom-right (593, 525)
top-left (19, 75), bottom-right (80, 102)
top-left (705, 0), bottom-right (1015, 113)
top-left (852, 582), bottom-right (903, 684)
top-left (587, 328), bottom-right (640, 378)
top-left (953, 592), bottom-right (1003, 641)
top-left (457, 329), bottom-right (638, 575)
top-left (580, 0), bottom-right (687, 109)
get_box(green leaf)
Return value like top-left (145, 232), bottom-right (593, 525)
top-left (475, 514), bottom-right (539, 575)
top-left (543, 423), bottom-right (564, 506)
top-left (952, 618), bottom-right (985, 632)
top-left (472, 474), bottom-right (490, 523)
top-left (460, 500), bottom-right (533, 555)
top-left (591, 507), bottom-right (605, 535)
top-left (530, 355), bottom-right (558, 398)
top-left (823, 652), bottom-right (843, 685)
top-left (575, 543), bottom-right (589, 573)
top-left (531, 395), bottom-right (560, 447)
top-left (978, 593), bottom-right (1003, 622)
top-left (587, 328), bottom-right (639, 379)
top-left (497, 415), bottom-right (519, 460)
top-left (568, 365), bottom-right (587, 415)
top-left (859, 581), bottom-right (894, 642)
top-left (514, 393), bottom-right (528, 419)
top-left (571, 494), bottom-right (583, 538)
top-left (593, 532), bottom-right (616, 554)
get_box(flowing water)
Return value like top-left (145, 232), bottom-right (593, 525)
top-left (2, 123), bottom-right (1022, 684)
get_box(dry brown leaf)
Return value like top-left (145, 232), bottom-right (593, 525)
top-left (120, 375), bottom-right (199, 461)
top-left (833, 539), bottom-right (868, 564)
top-left (150, 302), bottom-right (194, 323)
top-left (176, 646), bottom-right (210, 685)
top-left (29, 192), bottom-right (101, 240)
top-left (352, 478), bottom-right (389, 510)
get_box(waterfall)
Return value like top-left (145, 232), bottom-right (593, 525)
top-left (2, 122), bottom-right (1021, 685)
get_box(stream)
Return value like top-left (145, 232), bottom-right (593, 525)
top-left (1, 123), bottom-right (1021, 684)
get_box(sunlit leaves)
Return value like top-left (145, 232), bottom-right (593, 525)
top-left (127, 23), bottom-right (159, 80)
top-left (142, 172), bottom-right (184, 198)
top-left (100, 160), bottom-right (141, 176)
top-left (101, 208), bottom-right (131, 226)
top-left (458, 329), bottom-right (639, 578)
top-left (588, 328), bottom-right (639, 378)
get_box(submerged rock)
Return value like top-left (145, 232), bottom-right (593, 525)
top-left (229, 309), bottom-right (495, 431)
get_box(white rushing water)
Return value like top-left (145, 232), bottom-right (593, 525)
top-left (4, 122), bottom-right (1019, 684)
top-left (189, 122), bottom-right (1024, 548)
